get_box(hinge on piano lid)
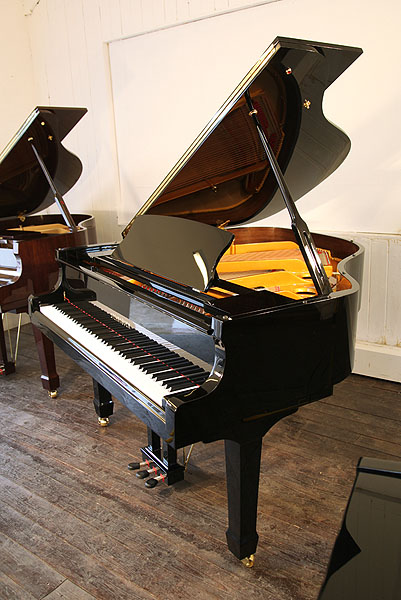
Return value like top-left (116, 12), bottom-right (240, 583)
top-left (217, 220), bottom-right (230, 230)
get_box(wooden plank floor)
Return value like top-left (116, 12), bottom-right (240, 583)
top-left (1, 324), bottom-right (401, 600)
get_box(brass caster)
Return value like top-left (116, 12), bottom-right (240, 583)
top-left (48, 390), bottom-right (58, 399)
top-left (98, 417), bottom-right (110, 427)
top-left (241, 554), bottom-right (255, 568)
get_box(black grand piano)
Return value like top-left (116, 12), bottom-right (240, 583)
top-left (30, 37), bottom-right (364, 565)
top-left (0, 107), bottom-right (95, 393)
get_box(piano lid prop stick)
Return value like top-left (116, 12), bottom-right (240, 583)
top-left (29, 139), bottom-right (78, 233)
top-left (244, 91), bottom-right (332, 297)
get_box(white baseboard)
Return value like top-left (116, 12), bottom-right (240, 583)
top-left (354, 340), bottom-right (401, 383)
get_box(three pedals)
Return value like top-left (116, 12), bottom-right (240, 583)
top-left (127, 459), bottom-right (166, 488)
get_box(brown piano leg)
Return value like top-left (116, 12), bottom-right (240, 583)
top-left (31, 323), bottom-right (60, 396)
top-left (0, 313), bottom-right (16, 375)
top-left (93, 379), bottom-right (114, 426)
top-left (224, 437), bottom-right (263, 566)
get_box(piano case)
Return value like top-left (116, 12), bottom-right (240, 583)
top-left (30, 37), bottom-right (363, 564)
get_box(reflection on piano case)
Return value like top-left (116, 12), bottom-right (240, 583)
top-left (0, 107), bottom-right (95, 394)
top-left (319, 458), bottom-right (401, 600)
top-left (30, 37), bottom-right (364, 564)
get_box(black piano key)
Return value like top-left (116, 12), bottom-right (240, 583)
top-left (156, 365), bottom-right (208, 383)
top-left (123, 349), bottom-right (149, 359)
top-left (143, 361), bottom-right (188, 374)
top-left (154, 357), bottom-right (194, 370)
top-left (122, 347), bottom-right (167, 358)
top-left (105, 326), bottom-right (131, 335)
top-left (147, 364), bottom-right (190, 381)
top-left (85, 323), bottom-right (108, 332)
top-left (123, 338), bottom-right (159, 349)
top-left (167, 380), bottom-right (199, 392)
top-left (189, 374), bottom-right (208, 384)
top-left (112, 340), bottom-right (140, 350)
top-left (95, 331), bottom-right (119, 340)
top-left (153, 371), bottom-right (192, 382)
top-left (131, 356), bottom-right (163, 366)
top-left (140, 362), bottom-right (185, 375)
top-left (156, 368), bottom-right (201, 381)
top-left (116, 347), bottom-right (147, 357)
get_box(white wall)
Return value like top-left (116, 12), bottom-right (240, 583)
top-left (0, 0), bottom-right (35, 148)
top-left (2, 0), bottom-right (400, 380)
top-left (109, 1), bottom-right (401, 238)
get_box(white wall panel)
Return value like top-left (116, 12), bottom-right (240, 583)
top-left (385, 238), bottom-right (401, 348)
top-left (367, 237), bottom-right (388, 344)
top-left (0, 0), bottom-right (35, 149)
top-left (344, 232), bottom-right (401, 382)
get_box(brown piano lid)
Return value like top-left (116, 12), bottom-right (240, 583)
top-left (0, 106), bottom-right (86, 220)
top-left (125, 37), bottom-right (362, 233)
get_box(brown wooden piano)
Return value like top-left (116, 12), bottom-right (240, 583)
top-left (0, 107), bottom-right (95, 394)
top-left (30, 37), bottom-right (364, 564)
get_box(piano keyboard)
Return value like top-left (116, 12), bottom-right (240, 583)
top-left (40, 299), bottom-right (210, 407)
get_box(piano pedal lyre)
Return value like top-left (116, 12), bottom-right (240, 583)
top-left (128, 427), bottom-right (185, 488)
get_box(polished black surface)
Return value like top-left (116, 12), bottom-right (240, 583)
top-left (319, 458), bottom-right (401, 600)
top-left (0, 106), bottom-right (86, 219)
top-left (112, 214), bottom-right (233, 291)
top-left (127, 37), bottom-right (362, 231)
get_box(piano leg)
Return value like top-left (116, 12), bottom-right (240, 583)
top-left (224, 437), bottom-right (263, 565)
top-left (93, 379), bottom-right (114, 426)
top-left (0, 313), bottom-right (16, 375)
top-left (31, 324), bottom-right (60, 396)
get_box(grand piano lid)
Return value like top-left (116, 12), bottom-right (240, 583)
top-left (0, 106), bottom-right (87, 220)
top-left (123, 36), bottom-right (362, 233)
